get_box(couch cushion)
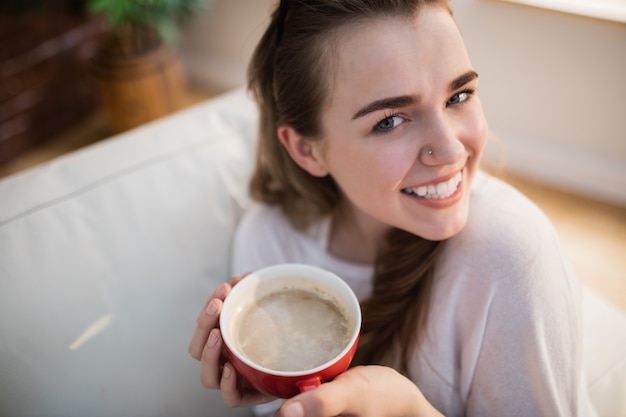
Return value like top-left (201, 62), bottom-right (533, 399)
top-left (0, 89), bottom-right (256, 416)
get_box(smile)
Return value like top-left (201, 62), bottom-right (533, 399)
top-left (402, 172), bottom-right (462, 200)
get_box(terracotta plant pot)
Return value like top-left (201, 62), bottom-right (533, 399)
top-left (90, 39), bottom-right (187, 134)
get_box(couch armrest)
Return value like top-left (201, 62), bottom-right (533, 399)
top-left (0, 89), bottom-right (256, 416)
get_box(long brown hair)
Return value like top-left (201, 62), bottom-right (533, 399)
top-left (247, 0), bottom-right (449, 375)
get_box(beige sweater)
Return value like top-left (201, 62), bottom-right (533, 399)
top-left (231, 172), bottom-right (597, 416)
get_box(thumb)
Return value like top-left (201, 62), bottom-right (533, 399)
top-left (278, 382), bottom-right (349, 417)
top-left (279, 401), bottom-right (305, 417)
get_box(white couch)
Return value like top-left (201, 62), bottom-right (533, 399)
top-left (0, 89), bottom-right (625, 417)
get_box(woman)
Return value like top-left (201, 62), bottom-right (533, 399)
top-left (189, 0), bottom-right (597, 415)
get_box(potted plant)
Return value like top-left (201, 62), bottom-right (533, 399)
top-left (87, 0), bottom-right (204, 134)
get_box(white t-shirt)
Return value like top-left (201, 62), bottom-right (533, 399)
top-left (230, 172), bottom-right (597, 416)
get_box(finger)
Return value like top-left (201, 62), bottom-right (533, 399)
top-left (229, 272), bottom-right (249, 287)
top-left (210, 282), bottom-right (231, 304)
top-left (199, 328), bottom-right (225, 388)
top-left (220, 363), bottom-right (242, 407)
top-left (220, 362), bottom-right (264, 407)
top-left (279, 381), bottom-right (351, 417)
top-left (189, 284), bottom-right (230, 360)
top-left (200, 282), bottom-right (232, 311)
top-left (278, 401), bottom-right (305, 417)
top-left (189, 297), bottom-right (224, 359)
top-left (191, 277), bottom-right (243, 358)
top-left (221, 362), bottom-right (278, 408)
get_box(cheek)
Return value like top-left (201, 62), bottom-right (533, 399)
top-left (326, 142), bottom-right (411, 192)
top-left (465, 104), bottom-right (489, 156)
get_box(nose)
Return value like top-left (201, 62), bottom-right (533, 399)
top-left (419, 113), bottom-right (465, 166)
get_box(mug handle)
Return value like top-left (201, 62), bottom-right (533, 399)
top-left (297, 376), bottom-right (322, 392)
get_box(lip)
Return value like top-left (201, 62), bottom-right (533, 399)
top-left (401, 169), bottom-right (464, 209)
top-left (409, 170), bottom-right (462, 190)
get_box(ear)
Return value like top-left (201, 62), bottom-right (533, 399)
top-left (277, 125), bottom-right (329, 177)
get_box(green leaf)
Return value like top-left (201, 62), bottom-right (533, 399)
top-left (86, 0), bottom-right (208, 44)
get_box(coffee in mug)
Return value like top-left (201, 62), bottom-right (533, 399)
top-left (234, 287), bottom-right (353, 372)
top-left (220, 264), bottom-right (361, 398)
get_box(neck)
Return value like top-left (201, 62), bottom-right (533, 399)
top-left (328, 199), bottom-right (390, 265)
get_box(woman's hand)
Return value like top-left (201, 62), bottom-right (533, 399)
top-left (275, 366), bottom-right (443, 417)
top-left (188, 275), bottom-right (275, 407)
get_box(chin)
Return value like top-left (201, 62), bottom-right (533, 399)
top-left (416, 211), bottom-right (469, 241)
top-left (420, 226), bottom-right (463, 241)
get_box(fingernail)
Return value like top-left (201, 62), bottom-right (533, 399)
top-left (223, 363), bottom-right (232, 379)
top-left (215, 283), bottom-right (228, 299)
top-left (207, 331), bottom-right (218, 347)
top-left (283, 402), bottom-right (304, 417)
top-left (206, 300), bottom-right (218, 315)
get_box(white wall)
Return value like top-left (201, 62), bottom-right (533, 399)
top-left (181, 0), bottom-right (626, 207)
top-left (453, 0), bottom-right (626, 206)
top-left (180, 0), bottom-right (274, 92)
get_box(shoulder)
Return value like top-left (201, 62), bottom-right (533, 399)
top-left (230, 203), bottom-right (329, 275)
top-left (434, 173), bottom-right (583, 343)
top-left (440, 172), bottom-right (576, 296)
top-left (230, 203), bottom-right (293, 273)
top-left (424, 174), bottom-right (586, 415)
top-left (453, 172), bottom-right (559, 268)
top-left (464, 172), bottom-right (555, 250)
top-left (235, 202), bottom-right (290, 237)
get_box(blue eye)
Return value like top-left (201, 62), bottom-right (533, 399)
top-left (373, 114), bottom-right (404, 133)
top-left (447, 89), bottom-right (474, 106)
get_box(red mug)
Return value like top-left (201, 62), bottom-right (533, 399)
top-left (219, 263), bottom-right (361, 399)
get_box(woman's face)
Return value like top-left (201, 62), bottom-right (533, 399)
top-left (314, 7), bottom-right (488, 241)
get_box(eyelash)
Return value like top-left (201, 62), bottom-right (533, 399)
top-left (371, 88), bottom-right (477, 134)
top-left (372, 113), bottom-right (405, 134)
top-left (447, 88), bottom-right (476, 107)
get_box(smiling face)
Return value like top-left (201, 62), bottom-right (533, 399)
top-left (314, 7), bottom-right (488, 243)
top-left (279, 6), bottom-right (488, 246)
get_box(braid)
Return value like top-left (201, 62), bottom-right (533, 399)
top-left (354, 229), bottom-right (445, 375)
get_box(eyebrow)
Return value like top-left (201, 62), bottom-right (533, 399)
top-left (352, 70), bottom-right (479, 120)
top-left (451, 70), bottom-right (479, 92)
top-left (352, 95), bottom-right (417, 120)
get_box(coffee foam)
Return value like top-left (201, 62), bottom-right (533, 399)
top-left (232, 281), bottom-right (354, 372)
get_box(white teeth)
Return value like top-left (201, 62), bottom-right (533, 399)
top-left (404, 172), bottom-right (462, 200)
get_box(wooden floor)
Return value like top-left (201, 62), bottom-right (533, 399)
top-left (2, 90), bottom-right (625, 313)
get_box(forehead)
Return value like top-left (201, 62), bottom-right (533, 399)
top-left (324, 7), bottom-right (470, 112)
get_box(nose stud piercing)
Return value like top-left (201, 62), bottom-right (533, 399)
top-left (427, 148), bottom-right (433, 156)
